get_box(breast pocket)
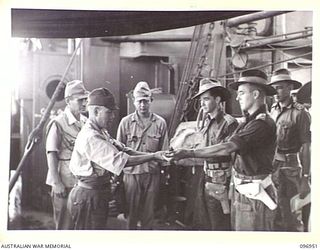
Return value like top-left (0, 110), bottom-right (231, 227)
top-left (127, 134), bottom-right (140, 148)
top-left (146, 134), bottom-right (161, 152)
top-left (278, 121), bottom-right (293, 144)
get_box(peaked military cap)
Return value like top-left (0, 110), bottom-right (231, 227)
top-left (64, 80), bottom-right (89, 99)
top-left (87, 87), bottom-right (119, 110)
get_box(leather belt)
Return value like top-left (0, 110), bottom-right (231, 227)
top-left (205, 168), bottom-right (231, 184)
top-left (205, 162), bottom-right (227, 170)
top-left (274, 152), bottom-right (299, 163)
top-left (77, 180), bottom-right (109, 190)
top-left (233, 170), bottom-right (269, 182)
top-left (206, 168), bottom-right (231, 178)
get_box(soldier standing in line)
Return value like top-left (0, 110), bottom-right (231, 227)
top-left (268, 68), bottom-right (311, 231)
top-left (45, 80), bottom-right (89, 229)
top-left (191, 78), bottom-right (238, 230)
top-left (117, 82), bottom-right (169, 230)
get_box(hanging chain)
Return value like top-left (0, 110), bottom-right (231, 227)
top-left (181, 22), bottom-right (215, 121)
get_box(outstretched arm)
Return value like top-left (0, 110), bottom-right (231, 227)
top-left (166, 141), bottom-right (239, 161)
top-left (125, 151), bottom-right (166, 166)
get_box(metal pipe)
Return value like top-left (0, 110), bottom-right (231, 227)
top-left (240, 33), bottom-right (312, 50)
top-left (250, 28), bottom-right (312, 41)
top-left (160, 60), bottom-right (175, 94)
top-left (226, 11), bottom-right (292, 27)
top-left (9, 40), bottom-right (83, 193)
top-left (218, 51), bottom-right (312, 78)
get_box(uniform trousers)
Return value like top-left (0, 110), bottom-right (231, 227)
top-left (230, 183), bottom-right (277, 231)
top-left (204, 183), bottom-right (231, 231)
top-left (51, 189), bottom-right (73, 230)
top-left (67, 185), bottom-right (110, 230)
top-left (123, 173), bottom-right (160, 230)
top-left (273, 160), bottom-right (304, 231)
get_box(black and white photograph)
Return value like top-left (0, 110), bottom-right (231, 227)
top-left (1, 1), bottom-right (319, 249)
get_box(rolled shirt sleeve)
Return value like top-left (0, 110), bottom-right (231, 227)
top-left (85, 134), bottom-right (129, 176)
top-left (46, 122), bottom-right (61, 153)
top-left (70, 121), bottom-right (130, 177)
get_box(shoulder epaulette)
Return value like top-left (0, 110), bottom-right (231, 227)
top-left (223, 113), bottom-right (237, 125)
top-left (293, 102), bottom-right (305, 111)
top-left (256, 113), bottom-right (267, 120)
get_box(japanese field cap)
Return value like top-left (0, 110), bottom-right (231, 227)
top-left (64, 80), bottom-right (89, 99)
top-left (229, 69), bottom-right (276, 96)
top-left (192, 78), bottom-right (231, 102)
top-left (87, 88), bottom-right (119, 110)
top-left (133, 81), bottom-right (152, 101)
top-left (268, 68), bottom-right (302, 90)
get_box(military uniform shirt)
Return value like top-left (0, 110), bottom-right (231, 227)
top-left (45, 107), bottom-right (87, 188)
top-left (229, 105), bottom-right (276, 176)
top-left (270, 99), bottom-right (311, 154)
top-left (69, 119), bottom-right (129, 177)
top-left (117, 111), bottom-right (168, 174)
top-left (202, 110), bottom-right (238, 165)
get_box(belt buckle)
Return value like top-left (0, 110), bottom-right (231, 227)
top-left (207, 163), bottom-right (219, 169)
top-left (209, 169), bottom-right (227, 184)
top-left (285, 153), bottom-right (297, 162)
top-left (214, 169), bottom-right (225, 177)
top-left (207, 169), bottom-right (223, 177)
top-left (285, 154), bottom-right (290, 162)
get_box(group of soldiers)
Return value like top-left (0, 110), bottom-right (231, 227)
top-left (45, 67), bottom-right (311, 231)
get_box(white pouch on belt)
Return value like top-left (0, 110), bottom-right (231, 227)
top-left (235, 175), bottom-right (277, 210)
top-left (235, 182), bottom-right (260, 196)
